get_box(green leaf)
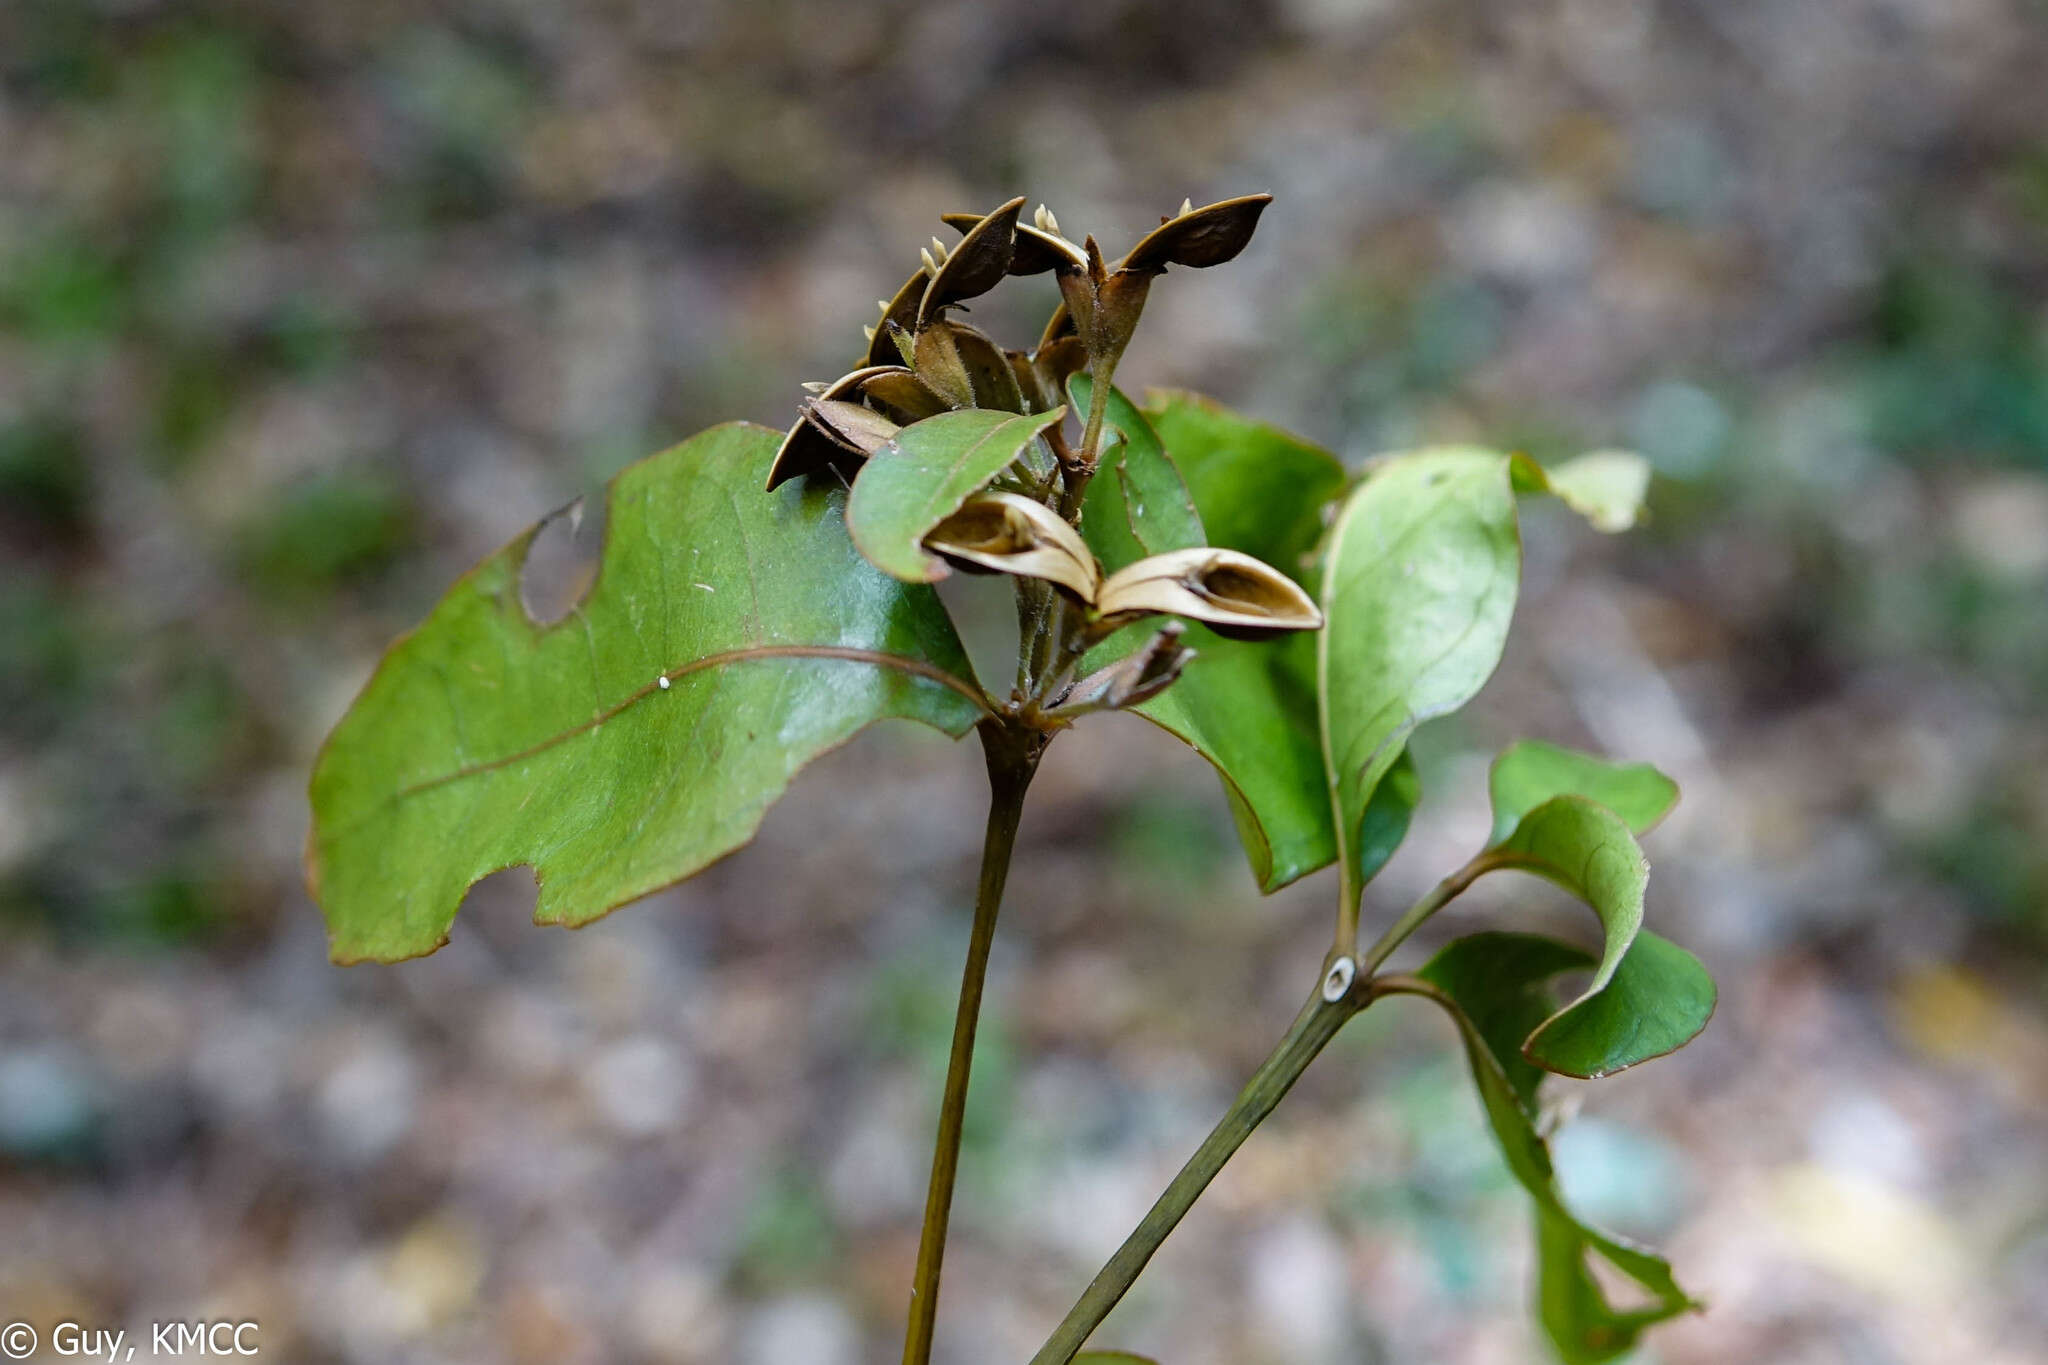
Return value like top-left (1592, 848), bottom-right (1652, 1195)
top-left (1145, 389), bottom-right (1347, 577)
top-left (1077, 390), bottom-right (1347, 891)
top-left (307, 423), bottom-right (985, 963)
top-left (1486, 796), bottom-right (1714, 1078)
top-left (1320, 447), bottom-right (1525, 908)
top-left (1524, 928), bottom-right (1715, 1079)
top-left (1320, 446), bottom-right (1657, 913)
top-left (1488, 740), bottom-right (1679, 846)
top-left (1521, 449), bottom-right (1652, 534)
top-left (1410, 933), bottom-right (1699, 1363)
top-left (846, 407), bottom-right (1065, 582)
top-left (1354, 745), bottom-right (1420, 888)
top-left (1069, 376), bottom-right (1203, 570)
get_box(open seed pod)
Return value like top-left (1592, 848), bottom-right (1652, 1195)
top-left (918, 196), bottom-right (1025, 325)
top-left (914, 318), bottom-right (1026, 413)
top-left (1056, 621), bottom-right (1193, 714)
top-left (1119, 194), bottom-right (1273, 275)
top-left (942, 202), bottom-right (1088, 277)
top-left (803, 398), bottom-right (899, 456)
top-left (1094, 546), bottom-right (1322, 640)
top-left (861, 369), bottom-right (951, 423)
top-left (766, 364), bottom-right (905, 490)
top-left (865, 268), bottom-right (929, 367)
top-left (922, 490), bottom-right (1101, 602)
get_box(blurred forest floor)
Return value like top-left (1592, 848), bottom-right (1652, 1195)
top-left (4, 2), bottom-right (2048, 1362)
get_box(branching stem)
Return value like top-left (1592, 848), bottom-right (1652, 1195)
top-left (1358, 852), bottom-right (1497, 974)
top-left (901, 721), bottom-right (1042, 1365)
top-left (1027, 978), bottom-right (1367, 1365)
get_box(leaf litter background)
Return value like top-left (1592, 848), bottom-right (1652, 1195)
top-left (4, 1), bottom-right (2048, 1362)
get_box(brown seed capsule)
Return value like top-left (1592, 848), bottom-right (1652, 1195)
top-left (1031, 336), bottom-right (1089, 405)
top-left (766, 364), bottom-right (906, 490)
top-left (918, 196), bottom-right (1025, 325)
top-left (1038, 300), bottom-right (1077, 351)
top-left (1119, 193), bottom-right (1273, 275)
top-left (1094, 546), bottom-right (1323, 640)
top-left (861, 369), bottom-right (951, 424)
top-left (941, 210), bottom-right (1088, 277)
top-left (803, 399), bottom-right (899, 456)
top-left (922, 491), bottom-right (1101, 602)
top-left (1057, 620), bottom-right (1193, 713)
top-left (866, 269), bottom-right (929, 367)
top-left (913, 318), bottom-right (1024, 413)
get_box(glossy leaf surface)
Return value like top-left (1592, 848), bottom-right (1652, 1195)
top-left (1081, 389), bottom-right (1346, 890)
top-left (847, 408), bottom-right (1064, 583)
top-left (1320, 447), bottom-right (1525, 907)
top-left (308, 423), bottom-right (984, 963)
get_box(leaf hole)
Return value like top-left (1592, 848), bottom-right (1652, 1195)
top-left (520, 496), bottom-right (607, 626)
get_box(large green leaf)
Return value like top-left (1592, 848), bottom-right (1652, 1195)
top-left (1318, 448), bottom-right (1651, 916)
top-left (308, 423), bottom-right (986, 963)
top-left (1410, 932), bottom-right (1699, 1364)
top-left (1488, 740), bottom-right (1679, 846)
top-left (1484, 796), bottom-right (1714, 1078)
top-left (846, 407), bottom-right (1064, 582)
top-left (1076, 388), bottom-right (1348, 891)
top-left (1145, 389), bottom-right (1347, 578)
top-left (1319, 448), bottom-right (1525, 910)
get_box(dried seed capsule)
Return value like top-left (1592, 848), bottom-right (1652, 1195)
top-left (941, 210), bottom-right (1088, 277)
top-left (1118, 193), bottom-right (1273, 275)
top-left (1057, 620), bottom-right (1193, 713)
top-left (922, 491), bottom-right (1101, 603)
top-left (918, 196), bottom-right (1025, 324)
top-left (861, 369), bottom-right (951, 424)
top-left (865, 268), bottom-right (929, 367)
top-left (913, 318), bottom-right (1024, 413)
top-left (1094, 546), bottom-right (1322, 640)
top-left (765, 364), bottom-right (903, 490)
top-left (803, 398), bottom-right (900, 456)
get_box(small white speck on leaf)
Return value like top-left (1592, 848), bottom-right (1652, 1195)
top-left (657, 675), bottom-right (671, 690)
top-left (693, 582), bottom-right (715, 592)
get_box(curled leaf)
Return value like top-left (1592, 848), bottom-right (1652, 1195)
top-left (922, 490), bottom-right (1100, 602)
top-left (1057, 621), bottom-right (1191, 713)
top-left (1097, 546), bottom-right (1323, 640)
top-left (1120, 193), bottom-right (1272, 274)
top-left (765, 364), bottom-right (904, 490)
top-left (1399, 935), bottom-right (1703, 1362)
top-left (803, 399), bottom-right (899, 456)
top-left (919, 195), bottom-right (1025, 324)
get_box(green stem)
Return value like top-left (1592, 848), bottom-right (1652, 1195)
top-left (902, 723), bottom-right (1041, 1365)
top-left (1358, 854), bottom-right (1495, 975)
top-left (1028, 979), bottom-right (1364, 1365)
top-left (1057, 351), bottom-right (1120, 523)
